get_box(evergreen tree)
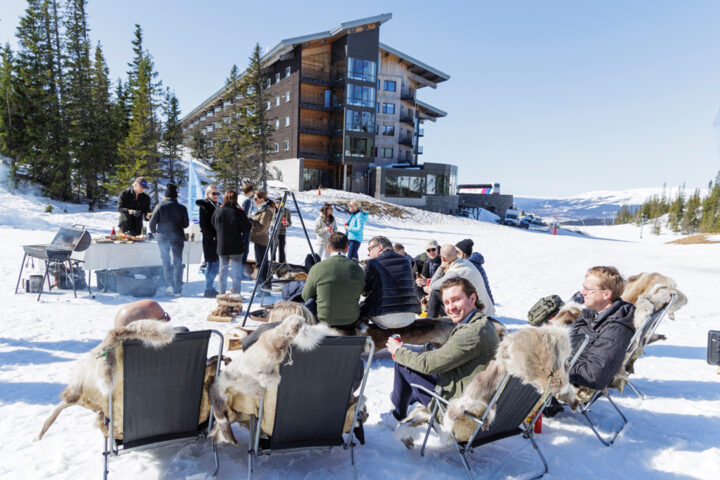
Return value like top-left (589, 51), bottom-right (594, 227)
top-left (700, 174), bottom-right (720, 233)
top-left (160, 89), bottom-right (185, 185)
top-left (615, 204), bottom-right (634, 224)
top-left (238, 44), bottom-right (271, 191)
top-left (214, 64), bottom-right (250, 190)
top-left (667, 188), bottom-right (685, 232)
top-left (188, 125), bottom-right (209, 165)
top-left (680, 189), bottom-right (702, 233)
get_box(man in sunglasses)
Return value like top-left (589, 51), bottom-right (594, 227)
top-left (118, 176), bottom-right (152, 236)
top-left (415, 239), bottom-right (440, 299)
top-left (196, 185), bottom-right (221, 297)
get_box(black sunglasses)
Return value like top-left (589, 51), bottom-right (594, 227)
top-left (210, 192), bottom-right (220, 196)
top-left (426, 247), bottom-right (437, 253)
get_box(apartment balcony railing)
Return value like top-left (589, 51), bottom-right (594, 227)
top-left (300, 68), bottom-right (337, 87)
top-left (299, 146), bottom-right (332, 161)
top-left (415, 145), bottom-right (424, 155)
top-left (398, 136), bottom-right (413, 147)
top-left (299, 120), bottom-right (333, 136)
top-left (400, 89), bottom-right (415, 102)
top-left (299, 93), bottom-right (341, 112)
top-left (214, 105), bottom-right (223, 114)
top-left (223, 101), bottom-right (233, 110)
top-left (400, 113), bottom-right (415, 126)
top-left (416, 127), bottom-right (424, 137)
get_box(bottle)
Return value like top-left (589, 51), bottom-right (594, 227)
top-left (282, 216), bottom-right (287, 227)
top-left (191, 232), bottom-right (195, 241)
top-left (110, 226), bottom-right (116, 241)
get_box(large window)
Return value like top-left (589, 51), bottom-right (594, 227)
top-left (381, 125), bottom-right (395, 136)
top-left (426, 175), bottom-right (436, 195)
top-left (303, 168), bottom-right (334, 189)
top-left (382, 103), bottom-right (395, 115)
top-left (345, 136), bottom-right (373, 157)
top-left (385, 175), bottom-right (424, 198)
top-left (347, 57), bottom-right (377, 82)
top-left (380, 147), bottom-right (393, 158)
top-left (384, 80), bottom-right (396, 92)
top-left (346, 83), bottom-right (376, 107)
top-left (345, 110), bottom-right (375, 133)
top-left (436, 175), bottom-right (449, 195)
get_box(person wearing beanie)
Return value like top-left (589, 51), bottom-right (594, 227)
top-left (149, 183), bottom-right (189, 297)
top-left (117, 176), bottom-right (152, 236)
top-left (454, 239), bottom-right (495, 305)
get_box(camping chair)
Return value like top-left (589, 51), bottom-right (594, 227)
top-left (247, 336), bottom-right (374, 480)
top-left (410, 335), bottom-right (589, 480)
top-left (103, 328), bottom-right (224, 479)
top-left (577, 294), bottom-right (676, 446)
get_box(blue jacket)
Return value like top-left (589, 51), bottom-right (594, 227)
top-left (346, 211), bottom-right (368, 242)
top-left (361, 250), bottom-right (419, 318)
top-left (467, 252), bottom-right (495, 305)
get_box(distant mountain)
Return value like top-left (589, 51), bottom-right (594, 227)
top-left (514, 187), bottom-right (695, 224)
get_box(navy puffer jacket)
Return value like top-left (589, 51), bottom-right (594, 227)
top-left (361, 250), bottom-right (420, 318)
top-left (467, 252), bottom-right (495, 305)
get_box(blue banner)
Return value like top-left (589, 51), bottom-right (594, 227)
top-left (187, 160), bottom-right (203, 224)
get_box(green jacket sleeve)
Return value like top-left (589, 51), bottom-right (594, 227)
top-left (302, 267), bottom-right (317, 301)
top-left (393, 322), bottom-right (482, 375)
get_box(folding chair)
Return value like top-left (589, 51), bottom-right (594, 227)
top-left (578, 294), bottom-right (676, 446)
top-left (247, 336), bottom-right (374, 480)
top-left (103, 329), bottom-right (224, 479)
top-left (412, 335), bottom-right (589, 480)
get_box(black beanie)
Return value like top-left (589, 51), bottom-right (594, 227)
top-left (455, 238), bottom-right (474, 256)
top-left (166, 183), bottom-right (178, 198)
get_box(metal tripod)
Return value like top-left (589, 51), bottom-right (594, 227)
top-left (242, 191), bottom-right (318, 326)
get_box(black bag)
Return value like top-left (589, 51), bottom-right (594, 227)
top-left (527, 295), bottom-right (564, 326)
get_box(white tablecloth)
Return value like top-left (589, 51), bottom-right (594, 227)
top-left (75, 241), bottom-right (204, 271)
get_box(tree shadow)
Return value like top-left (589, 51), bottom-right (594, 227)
top-left (617, 379), bottom-right (720, 402)
top-left (0, 349), bottom-right (74, 366)
top-left (0, 380), bottom-right (65, 405)
top-left (642, 344), bottom-right (706, 361)
top-left (0, 337), bottom-right (98, 354)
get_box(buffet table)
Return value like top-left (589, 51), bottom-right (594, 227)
top-left (74, 240), bottom-right (204, 286)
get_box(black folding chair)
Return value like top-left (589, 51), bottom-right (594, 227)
top-left (246, 336), bottom-right (374, 480)
top-left (412, 335), bottom-right (589, 480)
top-left (103, 329), bottom-right (224, 479)
top-left (578, 295), bottom-right (677, 445)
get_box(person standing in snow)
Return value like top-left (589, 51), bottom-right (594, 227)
top-left (313, 203), bottom-right (337, 260)
top-left (271, 197), bottom-right (292, 264)
top-left (149, 183), bottom-right (189, 297)
top-left (344, 199), bottom-right (368, 261)
top-left (196, 185), bottom-right (221, 297)
top-left (454, 238), bottom-right (495, 305)
top-left (212, 190), bottom-right (251, 294)
top-left (238, 183), bottom-right (255, 278)
top-left (117, 176), bottom-right (152, 236)
top-left (250, 191), bottom-right (275, 287)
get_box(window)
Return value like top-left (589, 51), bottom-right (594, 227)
top-left (376, 102), bottom-right (380, 113)
top-left (285, 66), bottom-right (291, 78)
top-left (345, 110), bottom-right (375, 133)
top-left (275, 96), bottom-right (280, 106)
top-left (382, 103), bottom-right (395, 115)
top-left (386, 175), bottom-right (424, 198)
top-left (381, 125), bottom-right (395, 136)
top-left (284, 91), bottom-right (290, 102)
top-left (381, 147), bottom-right (393, 158)
top-left (384, 80), bottom-right (396, 92)
top-left (273, 143), bottom-right (279, 152)
top-left (275, 73), bottom-right (280, 83)
top-left (275, 119), bottom-right (280, 129)
top-left (265, 78), bottom-right (271, 88)
top-left (283, 140), bottom-right (290, 150)
top-left (344, 136), bottom-right (373, 157)
top-left (347, 57), bottom-right (377, 82)
top-left (284, 116), bottom-right (290, 127)
top-left (426, 175), bottom-right (436, 195)
top-left (266, 101), bottom-right (271, 110)
top-left (346, 84), bottom-right (376, 108)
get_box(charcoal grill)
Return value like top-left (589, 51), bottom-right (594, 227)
top-left (15, 224), bottom-right (92, 301)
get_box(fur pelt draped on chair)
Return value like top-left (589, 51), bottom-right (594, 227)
top-left (442, 325), bottom-right (577, 440)
top-left (209, 316), bottom-right (351, 445)
top-left (37, 320), bottom-right (177, 440)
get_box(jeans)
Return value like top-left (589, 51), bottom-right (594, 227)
top-left (157, 234), bottom-right (184, 294)
top-left (391, 345), bottom-right (439, 420)
top-left (347, 240), bottom-right (361, 261)
top-left (254, 243), bottom-right (269, 284)
top-left (218, 254), bottom-right (243, 293)
top-left (271, 234), bottom-right (286, 263)
top-left (204, 260), bottom-right (219, 291)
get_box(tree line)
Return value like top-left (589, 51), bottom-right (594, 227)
top-left (0, 0), bottom-right (272, 209)
top-left (615, 173), bottom-right (720, 234)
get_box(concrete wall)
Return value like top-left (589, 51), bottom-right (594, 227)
top-left (271, 158), bottom-right (304, 191)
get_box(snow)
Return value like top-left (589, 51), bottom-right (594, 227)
top-left (1, 176), bottom-right (719, 480)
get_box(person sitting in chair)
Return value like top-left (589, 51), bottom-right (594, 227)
top-left (569, 266), bottom-right (636, 391)
top-left (383, 277), bottom-right (499, 427)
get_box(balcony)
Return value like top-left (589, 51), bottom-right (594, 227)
top-left (398, 135), bottom-right (413, 147)
top-left (416, 127), bottom-right (424, 137)
top-left (223, 101), bottom-right (233, 109)
top-left (400, 89), bottom-right (415, 102)
top-left (300, 68), bottom-right (337, 87)
top-left (298, 146), bottom-right (332, 161)
top-left (299, 93), bottom-right (340, 112)
top-left (299, 120), bottom-right (333, 136)
top-left (214, 105), bottom-right (223, 114)
top-left (400, 113), bottom-right (415, 126)
top-left (415, 145), bottom-right (423, 155)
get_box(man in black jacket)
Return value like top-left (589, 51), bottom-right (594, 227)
top-left (149, 184), bottom-right (189, 297)
top-left (361, 236), bottom-right (420, 329)
top-left (118, 177), bottom-right (152, 236)
top-left (196, 185), bottom-right (221, 297)
top-left (569, 266), bottom-right (636, 390)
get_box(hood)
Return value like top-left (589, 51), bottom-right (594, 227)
top-left (468, 251), bottom-right (485, 265)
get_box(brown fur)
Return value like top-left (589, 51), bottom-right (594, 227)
top-left (37, 320), bottom-right (176, 440)
top-left (444, 325), bottom-right (576, 434)
top-left (364, 318), bottom-right (456, 348)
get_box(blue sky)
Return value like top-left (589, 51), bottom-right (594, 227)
top-left (2, 0), bottom-right (719, 196)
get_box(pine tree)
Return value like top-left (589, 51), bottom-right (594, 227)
top-left (214, 64), bottom-right (250, 190)
top-left (160, 89), bottom-right (185, 185)
top-left (700, 175), bottom-right (720, 233)
top-left (188, 125), bottom-right (209, 165)
top-left (681, 189), bottom-right (702, 233)
top-left (0, 44), bottom-right (26, 184)
top-left (238, 44), bottom-right (271, 191)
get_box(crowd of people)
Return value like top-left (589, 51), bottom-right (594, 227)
top-left (120, 181), bottom-right (637, 426)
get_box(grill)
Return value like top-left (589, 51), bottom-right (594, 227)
top-left (16, 225), bottom-right (92, 301)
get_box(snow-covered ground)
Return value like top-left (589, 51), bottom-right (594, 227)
top-left (1, 178), bottom-right (719, 480)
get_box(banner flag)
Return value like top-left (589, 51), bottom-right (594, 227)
top-left (187, 160), bottom-right (203, 224)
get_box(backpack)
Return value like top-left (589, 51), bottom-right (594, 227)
top-left (527, 295), bottom-right (564, 326)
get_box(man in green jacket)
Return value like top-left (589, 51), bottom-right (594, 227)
top-left (302, 232), bottom-right (364, 329)
top-left (385, 277), bottom-right (499, 424)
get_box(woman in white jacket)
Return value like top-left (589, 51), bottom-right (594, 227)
top-left (313, 203), bottom-right (337, 259)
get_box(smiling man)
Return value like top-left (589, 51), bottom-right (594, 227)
top-left (569, 266), bottom-right (636, 390)
top-left (383, 277), bottom-right (499, 427)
